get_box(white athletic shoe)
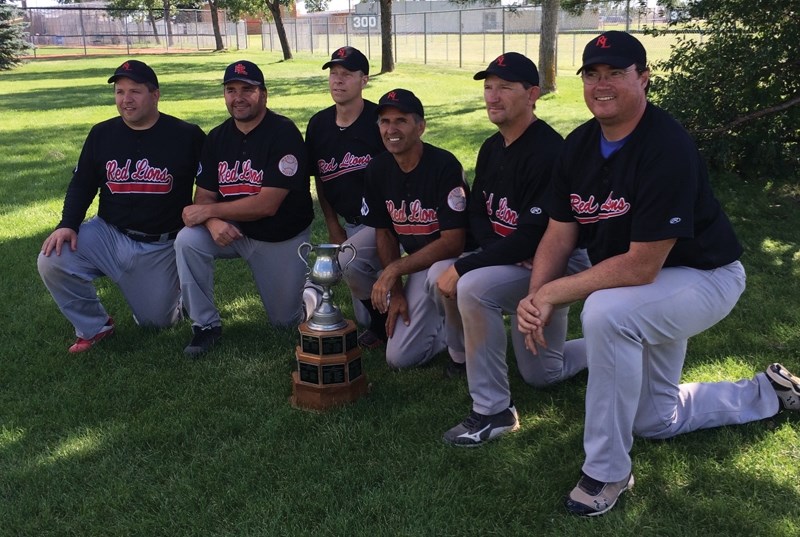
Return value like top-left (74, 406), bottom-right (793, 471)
top-left (766, 363), bottom-right (800, 411)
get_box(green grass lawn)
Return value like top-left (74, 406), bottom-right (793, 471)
top-left (1, 51), bottom-right (799, 536)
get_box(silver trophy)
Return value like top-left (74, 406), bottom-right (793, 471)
top-left (298, 242), bottom-right (357, 331)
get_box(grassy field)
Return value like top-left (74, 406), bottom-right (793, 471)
top-left (1, 52), bottom-right (799, 536)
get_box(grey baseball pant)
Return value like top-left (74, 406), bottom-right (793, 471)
top-left (174, 224), bottom-right (310, 329)
top-left (427, 249), bottom-right (591, 415)
top-left (579, 260), bottom-right (781, 483)
top-left (37, 216), bottom-right (181, 339)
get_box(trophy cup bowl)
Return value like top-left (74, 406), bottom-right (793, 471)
top-left (298, 242), bottom-right (356, 331)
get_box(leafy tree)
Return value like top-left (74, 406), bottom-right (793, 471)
top-left (226, 0), bottom-right (293, 60)
top-left (648, 0), bottom-right (800, 178)
top-left (106, 0), bottom-right (165, 45)
top-left (0, 0), bottom-right (31, 69)
top-left (305, 0), bottom-right (328, 13)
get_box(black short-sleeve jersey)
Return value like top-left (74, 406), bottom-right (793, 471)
top-left (549, 103), bottom-right (742, 269)
top-left (455, 119), bottom-right (563, 275)
top-left (58, 113), bottom-right (205, 234)
top-left (361, 143), bottom-right (470, 255)
top-left (197, 110), bottom-right (313, 242)
top-left (305, 100), bottom-right (385, 221)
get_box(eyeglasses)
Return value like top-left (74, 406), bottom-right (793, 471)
top-left (581, 67), bottom-right (637, 85)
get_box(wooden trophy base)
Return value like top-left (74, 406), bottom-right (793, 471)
top-left (290, 320), bottom-right (369, 411)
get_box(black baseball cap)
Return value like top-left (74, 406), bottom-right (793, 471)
top-left (322, 46), bottom-right (369, 76)
top-left (108, 60), bottom-right (159, 88)
top-left (376, 88), bottom-right (424, 118)
top-left (577, 31), bottom-right (647, 73)
top-left (474, 52), bottom-right (539, 86)
top-left (222, 60), bottom-right (266, 88)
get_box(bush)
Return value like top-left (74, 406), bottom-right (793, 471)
top-left (648, 0), bottom-right (800, 180)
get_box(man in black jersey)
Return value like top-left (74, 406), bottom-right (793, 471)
top-left (175, 60), bottom-right (313, 356)
top-left (303, 47), bottom-right (387, 348)
top-left (433, 53), bottom-right (590, 447)
top-left (516, 31), bottom-right (800, 517)
top-left (38, 60), bottom-right (205, 353)
top-left (359, 88), bottom-right (471, 369)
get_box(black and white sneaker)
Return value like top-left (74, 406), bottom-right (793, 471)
top-left (766, 363), bottom-right (800, 411)
top-left (184, 325), bottom-right (222, 357)
top-left (442, 405), bottom-right (519, 447)
top-left (565, 472), bottom-right (634, 517)
top-left (302, 281), bottom-right (324, 322)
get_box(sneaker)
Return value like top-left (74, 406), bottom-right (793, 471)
top-left (443, 358), bottom-right (466, 379)
top-left (766, 363), bottom-right (800, 411)
top-left (184, 325), bottom-right (222, 356)
top-left (442, 405), bottom-right (520, 447)
top-left (302, 281), bottom-right (323, 322)
top-left (564, 472), bottom-right (634, 517)
top-left (357, 329), bottom-right (385, 350)
top-left (69, 317), bottom-right (115, 353)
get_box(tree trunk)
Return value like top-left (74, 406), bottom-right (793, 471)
top-left (539, 0), bottom-right (559, 95)
top-left (148, 10), bottom-right (161, 45)
top-left (267, 0), bottom-right (293, 60)
top-left (163, 0), bottom-right (174, 47)
top-left (379, 0), bottom-right (394, 74)
top-left (208, 0), bottom-right (224, 51)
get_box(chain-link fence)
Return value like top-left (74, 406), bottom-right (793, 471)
top-left (22, 6), bottom-right (244, 57)
top-left (21, 4), bottom-right (697, 70)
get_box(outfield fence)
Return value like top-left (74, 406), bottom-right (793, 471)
top-left (21, 4), bottom-right (699, 70)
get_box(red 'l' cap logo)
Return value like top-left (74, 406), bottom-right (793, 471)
top-left (495, 54), bottom-right (506, 67)
top-left (596, 35), bottom-right (611, 49)
top-left (122, 62), bottom-right (131, 70)
top-left (234, 63), bottom-right (248, 75)
top-left (337, 47), bottom-right (347, 58)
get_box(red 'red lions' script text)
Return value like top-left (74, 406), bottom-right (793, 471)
top-left (386, 199), bottom-right (437, 223)
top-left (571, 191), bottom-right (630, 223)
top-left (218, 160), bottom-right (264, 184)
top-left (105, 159), bottom-right (173, 194)
top-left (317, 152), bottom-right (372, 181)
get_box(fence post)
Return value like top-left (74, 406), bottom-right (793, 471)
top-left (501, 7), bottom-right (506, 53)
top-left (366, 16), bottom-right (371, 59)
top-left (458, 11), bottom-right (462, 68)
top-left (125, 13), bottom-right (131, 55)
top-left (194, 10), bottom-right (199, 51)
top-left (326, 18), bottom-right (329, 54)
top-left (309, 18), bottom-right (313, 54)
top-left (423, 12), bottom-right (427, 65)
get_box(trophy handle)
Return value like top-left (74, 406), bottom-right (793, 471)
top-left (340, 243), bottom-right (357, 272)
top-left (297, 242), bottom-right (313, 272)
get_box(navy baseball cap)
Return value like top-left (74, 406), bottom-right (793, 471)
top-left (108, 60), bottom-right (159, 88)
top-left (322, 46), bottom-right (370, 76)
top-left (577, 31), bottom-right (647, 73)
top-left (474, 52), bottom-right (539, 86)
top-left (222, 60), bottom-right (266, 88)
top-left (376, 88), bottom-right (424, 118)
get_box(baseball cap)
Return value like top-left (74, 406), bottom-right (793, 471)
top-left (222, 60), bottom-right (266, 88)
top-left (577, 31), bottom-right (647, 74)
top-left (473, 52), bottom-right (539, 86)
top-left (376, 88), bottom-right (424, 118)
top-left (107, 60), bottom-right (159, 88)
top-left (322, 46), bottom-right (370, 75)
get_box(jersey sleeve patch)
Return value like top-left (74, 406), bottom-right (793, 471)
top-left (447, 186), bottom-right (467, 212)
top-left (278, 154), bottom-right (299, 177)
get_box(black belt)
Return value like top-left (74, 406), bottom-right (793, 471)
top-left (118, 227), bottom-right (180, 243)
top-left (345, 216), bottom-right (362, 226)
